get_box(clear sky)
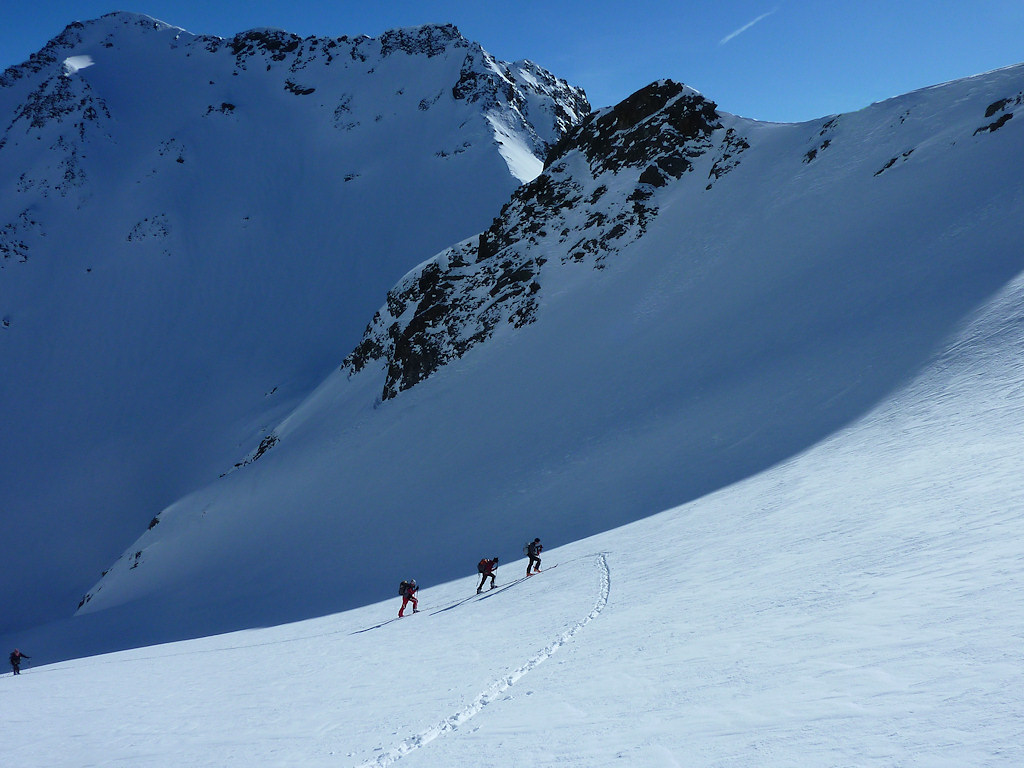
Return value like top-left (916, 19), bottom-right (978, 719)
top-left (2, 1), bottom-right (1024, 122)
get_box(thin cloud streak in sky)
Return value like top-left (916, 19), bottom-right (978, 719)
top-left (720, 9), bottom-right (777, 45)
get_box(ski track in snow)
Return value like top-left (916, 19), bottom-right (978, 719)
top-left (356, 553), bottom-right (611, 767)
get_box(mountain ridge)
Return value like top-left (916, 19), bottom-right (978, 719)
top-left (338, 66), bottom-right (1024, 404)
top-left (0, 12), bottom-right (588, 634)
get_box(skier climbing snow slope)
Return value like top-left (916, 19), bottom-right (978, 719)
top-left (6, 292), bottom-right (1024, 768)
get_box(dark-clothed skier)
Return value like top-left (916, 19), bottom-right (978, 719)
top-left (9, 648), bottom-right (30, 675)
top-left (477, 557), bottom-right (499, 593)
top-left (398, 579), bottom-right (419, 617)
top-left (526, 538), bottom-right (543, 575)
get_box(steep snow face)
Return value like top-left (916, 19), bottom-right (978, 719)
top-left (0, 12), bottom-right (588, 633)
top-left (69, 64), bottom-right (1024, 646)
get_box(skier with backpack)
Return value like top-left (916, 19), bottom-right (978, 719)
top-left (9, 648), bottom-right (30, 675)
top-left (526, 538), bottom-right (543, 575)
top-left (398, 579), bottom-right (419, 617)
top-left (476, 557), bottom-right (499, 593)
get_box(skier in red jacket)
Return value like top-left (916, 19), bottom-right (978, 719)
top-left (398, 579), bottom-right (419, 617)
top-left (477, 557), bottom-right (499, 593)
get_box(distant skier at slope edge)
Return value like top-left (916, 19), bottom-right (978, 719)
top-left (398, 579), bottom-right (419, 617)
top-left (9, 648), bottom-right (30, 675)
top-left (526, 538), bottom-right (542, 576)
top-left (477, 556), bottom-right (499, 593)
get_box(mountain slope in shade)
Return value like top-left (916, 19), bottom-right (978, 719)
top-left (0, 12), bottom-right (589, 633)
top-left (4, 271), bottom-right (1024, 763)
top-left (66, 63), bottom-right (1024, 648)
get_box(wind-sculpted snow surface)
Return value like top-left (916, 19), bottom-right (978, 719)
top-left (0, 12), bottom-right (587, 632)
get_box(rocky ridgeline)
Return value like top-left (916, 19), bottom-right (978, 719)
top-left (341, 66), bottom-right (1024, 404)
top-left (1, 15), bottom-right (586, 143)
top-left (546, 80), bottom-right (722, 181)
top-left (0, 13), bottom-right (589, 267)
top-left (218, 23), bottom-right (588, 144)
top-left (343, 80), bottom-right (743, 401)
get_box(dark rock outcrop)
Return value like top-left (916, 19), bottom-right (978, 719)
top-left (343, 80), bottom-right (744, 401)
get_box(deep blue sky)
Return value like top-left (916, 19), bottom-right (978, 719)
top-left (3, 1), bottom-right (1024, 122)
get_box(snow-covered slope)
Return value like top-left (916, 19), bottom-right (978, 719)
top-left (0, 12), bottom-right (588, 632)
top-left (62, 63), bottom-right (1024, 650)
top-left (6, 278), bottom-right (1024, 765)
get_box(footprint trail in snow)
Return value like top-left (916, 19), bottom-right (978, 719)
top-left (356, 553), bottom-right (611, 767)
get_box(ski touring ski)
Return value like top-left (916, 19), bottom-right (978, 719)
top-left (527, 563), bottom-right (558, 576)
top-left (350, 617), bottom-right (402, 634)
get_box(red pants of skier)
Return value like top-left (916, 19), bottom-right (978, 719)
top-left (399, 594), bottom-right (418, 616)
